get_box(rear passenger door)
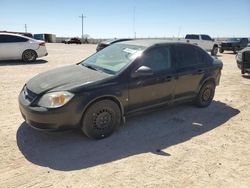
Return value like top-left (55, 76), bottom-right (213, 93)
top-left (173, 44), bottom-right (211, 100)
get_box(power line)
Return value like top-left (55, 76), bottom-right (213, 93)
top-left (133, 7), bottom-right (136, 39)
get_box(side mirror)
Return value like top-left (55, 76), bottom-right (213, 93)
top-left (131, 66), bottom-right (153, 78)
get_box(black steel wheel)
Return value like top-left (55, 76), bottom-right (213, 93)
top-left (81, 100), bottom-right (121, 139)
top-left (195, 81), bottom-right (215, 107)
top-left (22, 50), bottom-right (37, 62)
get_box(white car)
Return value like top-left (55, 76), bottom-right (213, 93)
top-left (0, 33), bottom-right (48, 61)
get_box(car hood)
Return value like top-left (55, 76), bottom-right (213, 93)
top-left (26, 64), bottom-right (111, 94)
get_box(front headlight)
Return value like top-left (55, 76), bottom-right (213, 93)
top-left (38, 91), bottom-right (74, 108)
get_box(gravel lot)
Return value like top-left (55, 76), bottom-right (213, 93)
top-left (0, 43), bottom-right (250, 188)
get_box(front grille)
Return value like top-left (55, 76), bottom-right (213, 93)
top-left (23, 86), bottom-right (37, 102)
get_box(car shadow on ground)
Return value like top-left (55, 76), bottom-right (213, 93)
top-left (0, 59), bottom-right (47, 66)
top-left (16, 100), bottom-right (240, 171)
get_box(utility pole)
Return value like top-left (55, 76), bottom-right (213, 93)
top-left (79, 13), bottom-right (86, 41)
top-left (24, 24), bottom-right (27, 33)
top-left (133, 7), bottom-right (136, 39)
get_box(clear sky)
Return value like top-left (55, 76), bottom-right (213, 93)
top-left (0, 0), bottom-right (250, 38)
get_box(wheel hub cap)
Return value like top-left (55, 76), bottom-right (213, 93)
top-left (94, 110), bottom-right (112, 130)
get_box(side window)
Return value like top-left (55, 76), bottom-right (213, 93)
top-left (174, 45), bottom-right (199, 68)
top-left (201, 35), bottom-right (212, 41)
top-left (0, 35), bottom-right (28, 43)
top-left (186, 35), bottom-right (199, 40)
top-left (142, 47), bottom-right (172, 73)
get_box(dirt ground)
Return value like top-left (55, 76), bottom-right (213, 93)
top-left (0, 43), bottom-right (249, 188)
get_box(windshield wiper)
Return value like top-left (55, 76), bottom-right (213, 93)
top-left (82, 64), bottom-right (98, 71)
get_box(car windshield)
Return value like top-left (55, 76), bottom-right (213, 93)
top-left (81, 43), bottom-right (145, 75)
top-left (226, 38), bottom-right (240, 41)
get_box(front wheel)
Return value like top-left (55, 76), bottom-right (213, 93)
top-left (22, 50), bottom-right (37, 62)
top-left (195, 81), bottom-right (215, 107)
top-left (81, 100), bottom-right (121, 139)
top-left (219, 48), bottom-right (224, 53)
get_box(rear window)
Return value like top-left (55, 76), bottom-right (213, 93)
top-left (0, 35), bottom-right (28, 43)
top-left (185, 35), bottom-right (199, 40)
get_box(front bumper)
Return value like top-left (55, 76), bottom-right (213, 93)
top-left (18, 87), bottom-right (83, 131)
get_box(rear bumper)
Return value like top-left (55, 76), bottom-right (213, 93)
top-left (36, 46), bottom-right (48, 58)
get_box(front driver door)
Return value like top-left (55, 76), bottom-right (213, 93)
top-left (127, 46), bottom-right (176, 112)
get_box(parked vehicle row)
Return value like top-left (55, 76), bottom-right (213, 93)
top-left (19, 40), bottom-right (223, 139)
top-left (62, 38), bottom-right (82, 44)
top-left (0, 33), bottom-right (48, 61)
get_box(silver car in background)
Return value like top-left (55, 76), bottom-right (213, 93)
top-left (0, 33), bottom-right (48, 62)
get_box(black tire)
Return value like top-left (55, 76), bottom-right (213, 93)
top-left (81, 100), bottom-right (121, 139)
top-left (211, 46), bottom-right (218, 56)
top-left (219, 48), bottom-right (224, 53)
top-left (195, 81), bottom-right (215, 107)
top-left (241, 69), bottom-right (245, 74)
top-left (22, 50), bottom-right (37, 62)
top-left (233, 48), bottom-right (237, 54)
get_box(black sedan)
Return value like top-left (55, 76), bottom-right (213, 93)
top-left (19, 40), bottom-right (223, 139)
top-left (96, 38), bottom-right (133, 51)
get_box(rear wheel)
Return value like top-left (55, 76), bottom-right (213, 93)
top-left (81, 100), bottom-right (121, 139)
top-left (22, 50), bottom-right (37, 62)
top-left (195, 81), bottom-right (215, 107)
top-left (211, 46), bottom-right (218, 56)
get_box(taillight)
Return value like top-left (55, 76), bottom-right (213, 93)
top-left (39, 42), bottom-right (45, 46)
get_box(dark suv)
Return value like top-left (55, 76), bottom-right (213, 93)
top-left (19, 40), bottom-right (223, 139)
top-left (220, 38), bottom-right (249, 54)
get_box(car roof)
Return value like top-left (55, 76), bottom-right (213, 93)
top-left (119, 39), bottom-right (188, 48)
